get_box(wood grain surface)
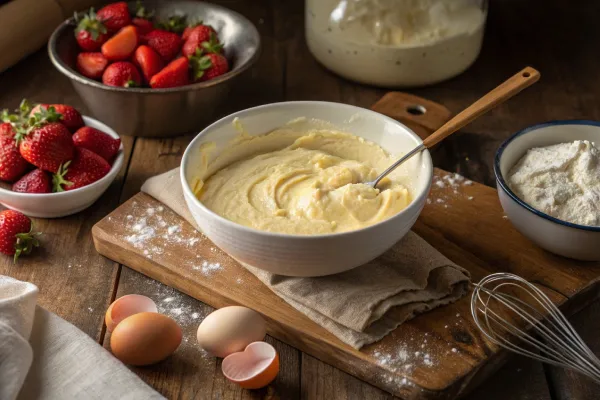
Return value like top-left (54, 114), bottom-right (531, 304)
top-left (1, 0), bottom-right (600, 399)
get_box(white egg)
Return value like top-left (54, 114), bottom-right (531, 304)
top-left (197, 306), bottom-right (266, 358)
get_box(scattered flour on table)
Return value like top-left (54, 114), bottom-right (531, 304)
top-left (118, 203), bottom-right (226, 277)
top-left (427, 172), bottom-right (475, 207)
top-left (508, 140), bottom-right (600, 226)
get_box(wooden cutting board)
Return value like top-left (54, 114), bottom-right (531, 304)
top-left (92, 93), bottom-right (600, 399)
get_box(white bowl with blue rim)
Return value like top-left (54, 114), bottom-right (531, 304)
top-left (494, 120), bottom-right (600, 261)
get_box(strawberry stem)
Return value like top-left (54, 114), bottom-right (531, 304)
top-left (201, 33), bottom-right (223, 54)
top-left (52, 161), bottom-right (74, 192)
top-left (14, 224), bottom-right (41, 263)
top-left (135, 0), bottom-right (155, 19)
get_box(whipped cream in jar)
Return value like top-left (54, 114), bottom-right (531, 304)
top-left (305, 0), bottom-right (487, 87)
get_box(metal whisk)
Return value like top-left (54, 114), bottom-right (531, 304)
top-left (471, 272), bottom-right (600, 384)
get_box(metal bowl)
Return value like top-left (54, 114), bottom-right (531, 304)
top-left (48, 1), bottom-right (261, 137)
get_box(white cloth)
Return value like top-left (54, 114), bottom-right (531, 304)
top-left (0, 275), bottom-right (165, 400)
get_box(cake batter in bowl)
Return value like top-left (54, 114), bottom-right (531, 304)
top-left (181, 102), bottom-right (433, 276)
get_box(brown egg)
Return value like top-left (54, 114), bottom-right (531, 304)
top-left (110, 312), bottom-right (182, 366)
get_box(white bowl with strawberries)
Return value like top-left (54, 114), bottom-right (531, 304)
top-left (0, 100), bottom-right (123, 218)
top-left (48, 1), bottom-right (261, 137)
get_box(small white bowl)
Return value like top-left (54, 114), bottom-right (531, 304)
top-left (495, 120), bottom-right (600, 261)
top-left (181, 101), bottom-right (433, 277)
top-left (0, 116), bottom-right (123, 218)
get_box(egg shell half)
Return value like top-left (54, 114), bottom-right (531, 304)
top-left (222, 341), bottom-right (279, 389)
top-left (110, 312), bottom-right (182, 366)
top-left (197, 306), bottom-right (266, 358)
top-left (105, 294), bottom-right (158, 332)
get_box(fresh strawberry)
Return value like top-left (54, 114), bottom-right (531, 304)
top-left (0, 210), bottom-right (40, 262)
top-left (17, 106), bottom-right (75, 173)
top-left (145, 30), bottom-right (182, 62)
top-left (12, 169), bottom-right (51, 193)
top-left (19, 122), bottom-right (74, 173)
top-left (190, 50), bottom-right (229, 82)
top-left (0, 125), bottom-right (28, 182)
top-left (101, 25), bottom-right (138, 61)
top-left (155, 15), bottom-right (187, 34)
top-left (133, 45), bottom-right (164, 83)
top-left (182, 20), bottom-right (205, 41)
top-left (76, 52), bottom-right (108, 79)
top-left (182, 26), bottom-right (220, 57)
top-left (53, 148), bottom-right (110, 191)
top-left (0, 123), bottom-right (15, 137)
top-left (102, 61), bottom-right (141, 87)
top-left (73, 126), bottom-right (121, 162)
top-left (97, 1), bottom-right (131, 32)
top-left (150, 57), bottom-right (190, 88)
top-left (133, 17), bottom-right (153, 34)
top-left (30, 104), bottom-right (84, 132)
top-left (74, 8), bottom-right (110, 51)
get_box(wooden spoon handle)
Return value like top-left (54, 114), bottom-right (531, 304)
top-left (422, 66), bottom-right (540, 148)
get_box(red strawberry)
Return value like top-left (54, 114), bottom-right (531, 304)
top-left (182, 26), bottom-right (220, 57)
top-left (19, 122), bottom-right (74, 173)
top-left (0, 210), bottom-right (40, 262)
top-left (182, 20), bottom-right (206, 41)
top-left (133, 17), bottom-right (153, 34)
top-left (73, 126), bottom-right (121, 162)
top-left (76, 52), bottom-right (108, 79)
top-left (97, 1), bottom-right (131, 32)
top-left (12, 169), bottom-right (51, 193)
top-left (74, 8), bottom-right (110, 51)
top-left (30, 104), bottom-right (84, 132)
top-left (150, 57), bottom-right (190, 88)
top-left (0, 125), bottom-right (28, 182)
top-left (53, 148), bottom-right (110, 191)
top-left (102, 61), bottom-right (141, 87)
top-left (190, 51), bottom-right (229, 82)
top-left (0, 123), bottom-right (15, 137)
top-left (133, 45), bottom-right (164, 83)
top-left (145, 30), bottom-right (182, 62)
top-left (101, 25), bottom-right (138, 61)
top-left (17, 105), bottom-right (74, 172)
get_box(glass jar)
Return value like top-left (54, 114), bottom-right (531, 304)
top-left (305, 0), bottom-right (488, 87)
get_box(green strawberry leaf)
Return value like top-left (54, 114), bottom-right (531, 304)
top-left (52, 161), bottom-right (73, 193)
top-left (135, 0), bottom-right (155, 19)
top-left (156, 14), bottom-right (187, 33)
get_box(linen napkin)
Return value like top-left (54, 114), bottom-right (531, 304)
top-left (0, 275), bottom-right (164, 400)
top-left (142, 168), bottom-right (470, 349)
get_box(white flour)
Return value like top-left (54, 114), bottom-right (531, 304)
top-left (508, 140), bottom-right (600, 226)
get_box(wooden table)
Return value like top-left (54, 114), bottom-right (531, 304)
top-left (1, 0), bottom-right (599, 399)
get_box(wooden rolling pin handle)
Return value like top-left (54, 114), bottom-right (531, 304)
top-left (422, 66), bottom-right (541, 148)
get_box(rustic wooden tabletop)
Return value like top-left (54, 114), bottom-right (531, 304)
top-left (1, 0), bottom-right (599, 399)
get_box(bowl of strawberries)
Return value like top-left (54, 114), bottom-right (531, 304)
top-left (0, 100), bottom-right (123, 218)
top-left (48, 1), bottom-right (261, 137)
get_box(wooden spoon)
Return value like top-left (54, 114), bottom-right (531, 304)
top-left (367, 66), bottom-right (541, 188)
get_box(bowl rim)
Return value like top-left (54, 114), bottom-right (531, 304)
top-left (180, 100), bottom-right (433, 240)
top-left (494, 119), bottom-right (600, 233)
top-left (0, 116), bottom-right (124, 199)
top-left (47, 1), bottom-right (261, 94)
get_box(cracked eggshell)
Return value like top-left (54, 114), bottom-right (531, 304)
top-left (196, 306), bottom-right (266, 358)
top-left (105, 294), bottom-right (158, 332)
top-left (222, 341), bottom-right (279, 389)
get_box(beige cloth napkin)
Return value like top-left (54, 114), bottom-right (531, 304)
top-left (0, 275), bottom-right (164, 400)
top-left (0, 0), bottom-right (98, 73)
top-left (142, 168), bottom-right (470, 349)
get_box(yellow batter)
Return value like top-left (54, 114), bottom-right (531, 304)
top-left (195, 127), bottom-right (411, 235)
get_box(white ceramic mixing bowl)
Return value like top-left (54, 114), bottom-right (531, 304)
top-left (495, 120), bottom-right (600, 261)
top-left (181, 101), bottom-right (433, 277)
top-left (0, 117), bottom-right (123, 218)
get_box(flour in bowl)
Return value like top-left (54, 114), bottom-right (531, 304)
top-left (507, 140), bottom-right (600, 226)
